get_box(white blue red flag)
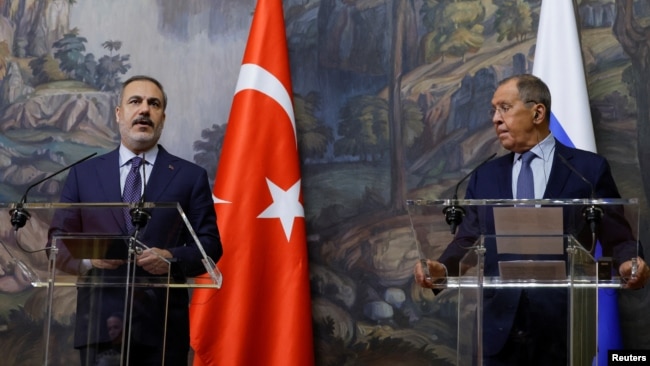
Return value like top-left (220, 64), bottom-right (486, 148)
top-left (532, 0), bottom-right (596, 152)
top-left (533, 1), bottom-right (619, 365)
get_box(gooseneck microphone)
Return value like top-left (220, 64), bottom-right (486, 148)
top-left (556, 153), bottom-right (603, 239)
top-left (10, 152), bottom-right (97, 230)
top-left (443, 153), bottom-right (497, 234)
top-left (129, 154), bottom-right (150, 234)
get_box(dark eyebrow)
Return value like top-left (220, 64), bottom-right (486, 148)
top-left (127, 95), bottom-right (162, 105)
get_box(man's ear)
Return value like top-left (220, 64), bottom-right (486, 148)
top-left (533, 105), bottom-right (545, 124)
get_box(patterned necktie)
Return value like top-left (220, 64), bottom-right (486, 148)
top-left (516, 151), bottom-right (536, 199)
top-left (123, 156), bottom-right (143, 232)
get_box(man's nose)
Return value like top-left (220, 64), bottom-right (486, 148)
top-left (491, 113), bottom-right (500, 125)
top-left (138, 102), bottom-right (151, 114)
top-left (488, 109), bottom-right (497, 122)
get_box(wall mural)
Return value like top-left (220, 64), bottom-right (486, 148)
top-left (0, 0), bottom-right (649, 365)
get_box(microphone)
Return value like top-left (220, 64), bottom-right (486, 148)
top-left (556, 153), bottom-right (603, 236)
top-left (10, 152), bottom-right (97, 230)
top-left (443, 153), bottom-right (497, 234)
top-left (129, 154), bottom-right (151, 233)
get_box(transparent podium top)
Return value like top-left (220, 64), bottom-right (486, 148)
top-left (0, 201), bottom-right (222, 289)
top-left (406, 197), bottom-right (639, 206)
top-left (406, 197), bottom-right (640, 288)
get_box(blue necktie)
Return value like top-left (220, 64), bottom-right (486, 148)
top-left (517, 151), bottom-right (536, 199)
top-left (123, 157), bottom-right (143, 232)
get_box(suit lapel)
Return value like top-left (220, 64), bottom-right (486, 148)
top-left (494, 153), bottom-right (515, 199)
top-left (95, 149), bottom-right (122, 201)
top-left (93, 149), bottom-right (124, 227)
top-left (143, 147), bottom-right (179, 203)
top-left (543, 142), bottom-right (573, 198)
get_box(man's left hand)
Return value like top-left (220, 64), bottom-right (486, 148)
top-left (619, 257), bottom-right (650, 290)
top-left (136, 248), bottom-right (173, 275)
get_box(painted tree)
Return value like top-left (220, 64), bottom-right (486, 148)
top-left (295, 92), bottom-right (334, 160)
top-left (96, 40), bottom-right (131, 91)
top-left (334, 95), bottom-right (389, 162)
top-left (493, 0), bottom-right (534, 43)
top-left (193, 123), bottom-right (227, 187)
top-left (420, 0), bottom-right (486, 63)
top-left (613, 0), bottom-right (650, 243)
top-left (389, 0), bottom-right (424, 212)
top-left (52, 29), bottom-right (91, 82)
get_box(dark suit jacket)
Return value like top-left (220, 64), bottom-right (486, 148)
top-left (438, 141), bottom-right (639, 356)
top-left (49, 145), bottom-right (222, 359)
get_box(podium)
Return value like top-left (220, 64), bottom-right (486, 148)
top-left (406, 198), bottom-right (640, 366)
top-left (0, 202), bottom-right (222, 366)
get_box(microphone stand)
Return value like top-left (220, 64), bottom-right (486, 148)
top-left (10, 152), bottom-right (97, 231)
top-left (124, 154), bottom-right (144, 363)
top-left (556, 154), bottom-right (603, 249)
top-left (443, 153), bottom-right (497, 234)
top-left (127, 153), bottom-right (151, 252)
top-left (123, 153), bottom-right (163, 362)
top-left (0, 239), bottom-right (40, 286)
top-left (5, 153), bottom-right (97, 291)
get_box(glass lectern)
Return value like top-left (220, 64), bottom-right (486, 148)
top-left (407, 198), bottom-right (640, 366)
top-left (0, 202), bottom-right (222, 366)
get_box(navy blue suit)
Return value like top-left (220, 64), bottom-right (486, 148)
top-left (438, 141), bottom-right (638, 363)
top-left (49, 145), bottom-right (222, 365)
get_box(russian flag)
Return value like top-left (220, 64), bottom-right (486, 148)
top-left (532, 0), bottom-right (596, 152)
top-left (532, 1), bottom-right (618, 365)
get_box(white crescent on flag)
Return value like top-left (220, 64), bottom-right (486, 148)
top-left (235, 63), bottom-right (297, 142)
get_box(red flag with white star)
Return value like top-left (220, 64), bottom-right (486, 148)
top-left (189, 0), bottom-right (314, 365)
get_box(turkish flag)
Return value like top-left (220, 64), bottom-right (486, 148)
top-left (189, 0), bottom-right (314, 365)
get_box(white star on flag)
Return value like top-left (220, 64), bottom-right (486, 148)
top-left (257, 178), bottom-right (304, 241)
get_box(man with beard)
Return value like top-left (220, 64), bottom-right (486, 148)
top-left (49, 75), bottom-right (222, 365)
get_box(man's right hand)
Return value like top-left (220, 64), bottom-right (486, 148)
top-left (90, 259), bottom-right (125, 270)
top-left (414, 259), bottom-right (447, 288)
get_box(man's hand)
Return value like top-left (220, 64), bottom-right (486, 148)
top-left (414, 259), bottom-right (447, 289)
top-left (136, 248), bottom-right (173, 275)
top-left (90, 259), bottom-right (125, 270)
top-left (619, 257), bottom-right (650, 290)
